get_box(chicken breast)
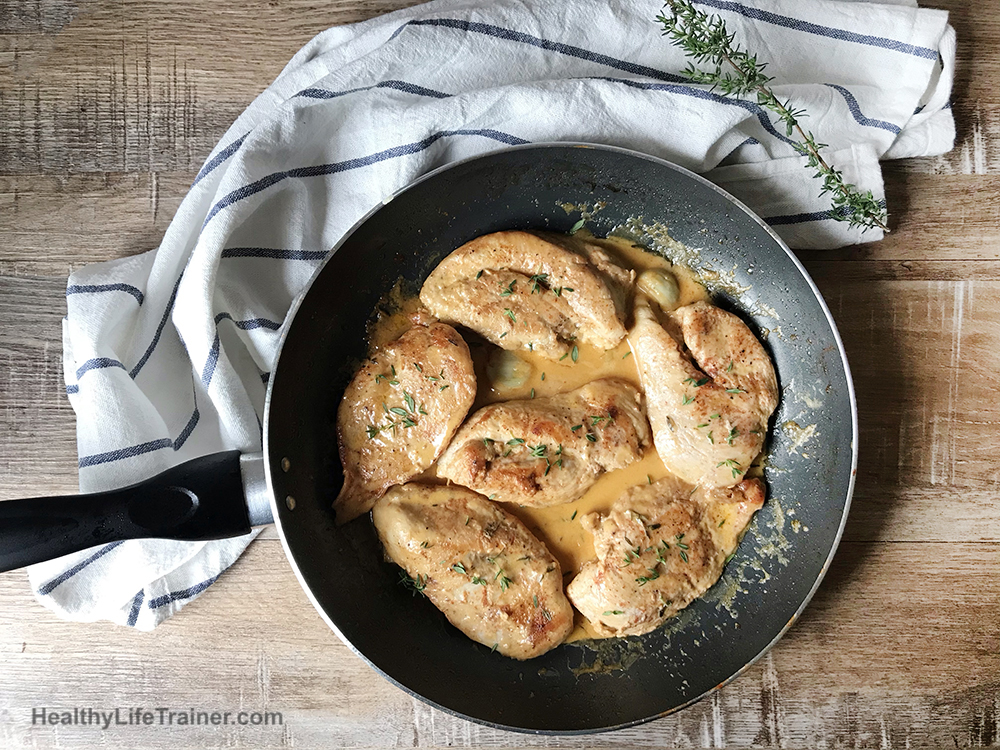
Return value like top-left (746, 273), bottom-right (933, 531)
top-left (419, 230), bottom-right (634, 360)
top-left (567, 476), bottom-right (765, 638)
top-left (629, 298), bottom-right (778, 488)
top-left (437, 378), bottom-right (650, 507)
top-left (334, 316), bottom-right (476, 524)
top-left (372, 483), bottom-right (574, 659)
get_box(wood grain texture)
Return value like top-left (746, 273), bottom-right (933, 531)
top-left (0, 0), bottom-right (995, 747)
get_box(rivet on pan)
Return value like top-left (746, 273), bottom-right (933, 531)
top-left (285, 495), bottom-right (296, 511)
top-left (281, 457), bottom-right (291, 472)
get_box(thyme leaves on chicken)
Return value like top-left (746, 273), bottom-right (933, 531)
top-left (500, 439), bottom-right (564, 474)
top-left (529, 272), bottom-right (549, 294)
top-left (717, 458), bottom-right (743, 478)
top-left (636, 568), bottom-right (661, 586)
top-left (366, 390), bottom-right (426, 439)
top-left (655, 540), bottom-right (670, 565)
top-left (528, 443), bottom-right (548, 459)
top-left (494, 569), bottom-right (513, 591)
top-left (398, 570), bottom-right (428, 596)
top-left (423, 368), bottom-right (449, 389)
top-left (374, 370), bottom-right (400, 386)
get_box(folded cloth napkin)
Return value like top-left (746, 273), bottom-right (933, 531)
top-left (35, 0), bottom-right (955, 629)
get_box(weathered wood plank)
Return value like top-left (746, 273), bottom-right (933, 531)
top-left (0, 172), bottom-right (193, 276)
top-left (0, 0), bottom-right (423, 173)
top-left (0, 274), bottom-right (77, 498)
top-left (1, 540), bottom-right (998, 748)
top-left (817, 276), bottom-right (1000, 543)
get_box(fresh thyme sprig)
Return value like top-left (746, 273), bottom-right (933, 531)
top-left (657, 0), bottom-right (889, 233)
top-left (398, 570), bottom-right (428, 596)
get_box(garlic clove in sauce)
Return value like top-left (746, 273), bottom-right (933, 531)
top-left (636, 269), bottom-right (681, 311)
top-left (486, 349), bottom-right (534, 393)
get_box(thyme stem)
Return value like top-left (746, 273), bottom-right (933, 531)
top-left (657, 0), bottom-right (889, 233)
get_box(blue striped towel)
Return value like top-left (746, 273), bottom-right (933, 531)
top-left (37, 0), bottom-right (954, 629)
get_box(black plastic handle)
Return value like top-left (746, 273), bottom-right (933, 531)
top-left (0, 451), bottom-right (252, 573)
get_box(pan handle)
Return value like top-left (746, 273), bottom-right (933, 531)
top-left (0, 451), bottom-right (253, 573)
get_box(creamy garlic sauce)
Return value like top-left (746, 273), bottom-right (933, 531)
top-left (367, 234), bottom-right (712, 642)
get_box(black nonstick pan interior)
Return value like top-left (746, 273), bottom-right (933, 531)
top-left (265, 143), bottom-right (856, 733)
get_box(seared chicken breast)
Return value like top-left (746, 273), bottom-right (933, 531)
top-left (419, 230), bottom-right (634, 360)
top-left (629, 299), bottom-right (778, 488)
top-left (437, 378), bottom-right (650, 507)
top-left (334, 316), bottom-right (476, 523)
top-left (567, 476), bottom-right (765, 637)
top-left (372, 483), bottom-right (574, 659)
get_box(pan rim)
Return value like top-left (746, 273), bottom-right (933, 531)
top-left (262, 141), bottom-right (859, 734)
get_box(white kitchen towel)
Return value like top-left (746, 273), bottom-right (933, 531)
top-left (35, 0), bottom-right (955, 629)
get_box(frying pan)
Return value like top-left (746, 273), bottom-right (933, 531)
top-left (0, 143), bottom-right (856, 733)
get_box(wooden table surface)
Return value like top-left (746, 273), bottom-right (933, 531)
top-left (0, 0), bottom-right (995, 747)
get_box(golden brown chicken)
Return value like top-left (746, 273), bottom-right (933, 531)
top-left (567, 476), bottom-right (765, 637)
top-left (436, 378), bottom-right (650, 507)
top-left (628, 298), bottom-right (778, 488)
top-left (419, 230), bottom-right (633, 360)
top-left (334, 316), bottom-right (476, 523)
top-left (372, 483), bottom-right (574, 659)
